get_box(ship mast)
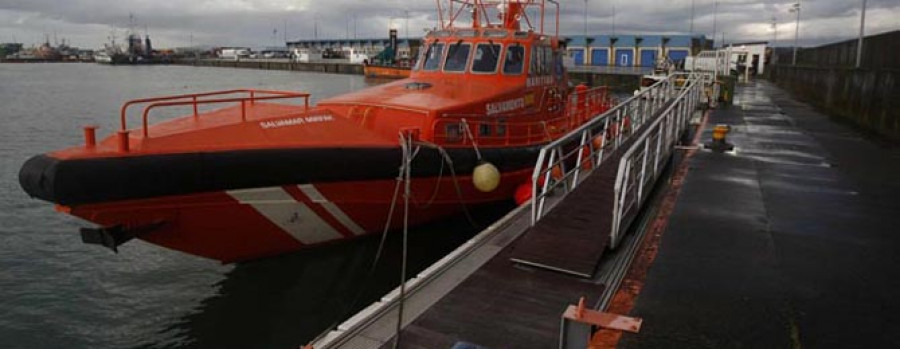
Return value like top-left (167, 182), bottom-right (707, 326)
top-left (436, 0), bottom-right (558, 35)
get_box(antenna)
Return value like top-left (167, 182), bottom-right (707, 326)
top-left (690, 0), bottom-right (695, 35)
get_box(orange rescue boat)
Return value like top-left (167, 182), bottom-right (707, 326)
top-left (19, 0), bottom-right (614, 263)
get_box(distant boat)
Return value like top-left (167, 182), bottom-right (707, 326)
top-left (95, 15), bottom-right (169, 65)
top-left (93, 50), bottom-right (112, 64)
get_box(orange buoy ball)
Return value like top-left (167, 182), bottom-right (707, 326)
top-left (514, 182), bottom-right (532, 206)
top-left (591, 134), bottom-right (604, 149)
top-left (550, 165), bottom-right (563, 181)
top-left (472, 161), bottom-right (501, 192)
top-left (580, 146), bottom-right (593, 170)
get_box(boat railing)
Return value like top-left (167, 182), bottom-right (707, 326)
top-left (429, 85), bottom-right (613, 147)
top-left (430, 115), bottom-right (568, 146)
top-left (119, 89), bottom-right (311, 137)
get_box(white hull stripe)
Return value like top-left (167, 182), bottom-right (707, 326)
top-left (226, 187), bottom-right (344, 244)
top-left (298, 184), bottom-right (366, 236)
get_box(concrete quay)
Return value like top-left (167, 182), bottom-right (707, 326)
top-left (619, 80), bottom-right (900, 347)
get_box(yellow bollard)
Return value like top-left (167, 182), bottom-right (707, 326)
top-left (706, 124), bottom-right (734, 152)
top-left (712, 124), bottom-right (730, 142)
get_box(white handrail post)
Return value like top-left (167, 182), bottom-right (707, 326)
top-left (637, 141), bottom-right (649, 201)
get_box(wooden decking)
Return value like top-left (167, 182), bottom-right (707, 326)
top-left (385, 247), bottom-right (603, 349)
top-left (508, 98), bottom-right (672, 278)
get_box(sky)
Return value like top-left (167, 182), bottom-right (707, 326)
top-left (0, 0), bottom-right (897, 50)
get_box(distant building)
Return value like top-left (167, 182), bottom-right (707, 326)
top-left (286, 38), bottom-right (422, 60)
top-left (285, 33), bottom-right (712, 68)
top-left (564, 34), bottom-right (713, 68)
top-left (727, 41), bottom-right (769, 75)
top-left (172, 46), bottom-right (215, 57)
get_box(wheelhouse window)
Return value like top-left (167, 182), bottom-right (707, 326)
top-left (413, 45), bottom-right (425, 71)
top-left (503, 45), bottom-right (525, 75)
top-left (531, 45), bottom-right (548, 76)
top-left (472, 43), bottom-right (501, 73)
top-left (529, 45), bottom-right (554, 76)
top-left (444, 42), bottom-right (471, 72)
top-left (543, 46), bottom-right (553, 75)
top-left (554, 50), bottom-right (564, 77)
top-left (422, 43), bottom-right (445, 71)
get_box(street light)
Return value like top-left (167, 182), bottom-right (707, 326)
top-left (771, 16), bottom-right (777, 48)
top-left (690, 0), bottom-right (695, 35)
top-left (856, 0), bottom-right (867, 68)
top-left (712, 1), bottom-right (718, 48)
top-left (790, 1), bottom-right (801, 65)
top-left (583, 0), bottom-right (588, 38)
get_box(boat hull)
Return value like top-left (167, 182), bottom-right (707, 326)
top-left (21, 145), bottom-right (540, 262)
top-left (65, 171), bottom-right (530, 263)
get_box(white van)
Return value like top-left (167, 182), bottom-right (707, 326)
top-left (220, 48), bottom-right (251, 61)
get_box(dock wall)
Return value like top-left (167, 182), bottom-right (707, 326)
top-left (769, 66), bottom-right (899, 142)
top-left (768, 31), bottom-right (900, 141)
top-left (174, 59), bottom-right (364, 75)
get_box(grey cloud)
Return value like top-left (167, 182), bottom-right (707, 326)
top-left (0, 0), bottom-right (897, 49)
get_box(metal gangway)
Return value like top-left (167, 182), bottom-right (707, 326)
top-left (307, 72), bottom-right (713, 349)
top-left (509, 72), bottom-right (711, 277)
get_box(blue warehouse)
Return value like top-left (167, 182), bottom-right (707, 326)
top-left (564, 34), bottom-right (713, 67)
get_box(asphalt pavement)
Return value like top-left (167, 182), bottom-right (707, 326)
top-left (620, 80), bottom-right (900, 348)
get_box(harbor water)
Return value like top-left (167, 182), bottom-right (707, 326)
top-left (0, 63), bottom-right (511, 348)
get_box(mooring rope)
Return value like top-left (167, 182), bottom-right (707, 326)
top-left (393, 131), bottom-right (414, 349)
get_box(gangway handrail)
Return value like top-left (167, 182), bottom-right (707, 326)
top-left (119, 89), bottom-right (311, 137)
top-left (608, 72), bottom-right (711, 247)
top-left (529, 71), bottom-right (713, 249)
top-left (529, 72), bottom-right (679, 225)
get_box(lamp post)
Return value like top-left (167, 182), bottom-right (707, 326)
top-left (583, 0), bottom-right (588, 38)
top-left (771, 16), bottom-right (777, 48)
top-left (712, 1), bottom-right (718, 48)
top-left (690, 0), bottom-right (695, 35)
top-left (856, 0), bottom-right (867, 68)
top-left (611, 3), bottom-right (616, 36)
top-left (790, 1), bottom-right (801, 65)
top-left (584, 0), bottom-right (589, 66)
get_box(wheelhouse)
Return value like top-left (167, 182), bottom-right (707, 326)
top-left (412, 28), bottom-right (564, 83)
